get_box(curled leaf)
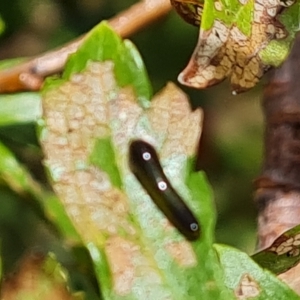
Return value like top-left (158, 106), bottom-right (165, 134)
top-left (173, 0), bottom-right (298, 93)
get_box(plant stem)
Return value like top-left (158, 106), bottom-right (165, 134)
top-left (0, 0), bottom-right (172, 93)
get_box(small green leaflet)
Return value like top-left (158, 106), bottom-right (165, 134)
top-left (216, 245), bottom-right (300, 299)
top-left (253, 224), bottom-right (300, 275)
top-left (171, 0), bottom-right (297, 93)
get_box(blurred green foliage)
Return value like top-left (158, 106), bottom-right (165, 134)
top-left (0, 0), bottom-right (262, 279)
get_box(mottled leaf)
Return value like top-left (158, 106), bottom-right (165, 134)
top-left (0, 139), bottom-right (79, 243)
top-left (253, 224), bottom-right (300, 275)
top-left (170, 0), bottom-right (204, 26)
top-left (63, 21), bottom-right (152, 107)
top-left (40, 22), bottom-right (234, 299)
top-left (215, 244), bottom-right (300, 299)
top-left (172, 0), bottom-right (299, 93)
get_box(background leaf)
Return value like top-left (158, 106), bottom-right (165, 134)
top-left (0, 253), bottom-right (83, 300)
top-left (0, 93), bottom-right (41, 126)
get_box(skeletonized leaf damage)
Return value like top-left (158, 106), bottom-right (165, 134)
top-left (41, 61), bottom-right (199, 297)
top-left (38, 23), bottom-right (300, 299)
top-left (253, 224), bottom-right (300, 275)
top-left (215, 244), bottom-right (300, 299)
top-left (170, 0), bottom-right (204, 26)
top-left (39, 25), bottom-right (219, 295)
top-left (172, 0), bottom-right (297, 93)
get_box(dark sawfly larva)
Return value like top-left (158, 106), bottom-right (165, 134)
top-left (129, 139), bottom-right (200, 241)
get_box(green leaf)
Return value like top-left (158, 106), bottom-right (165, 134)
top-left (40, 22), bottom-right (235, 299)
top-left (63, 21), bottom-right (152, 105)
top-left (42, 193), bottom-right (82, 243)
top-left (0, 139), bottom-right (80, 242)
top-left (0, 14), bottom-right (5, 37)
top-left (0, 92), bottom-right (41, 126)
top-left (42, 17), bottom-right (300, 300)
top-left (215, 244), bottom-right (300, 299)
top-left (0, 140), bottom-right (41, 197)
top-left (186, 172), bottom-right (234, 298)
top-left (252, 224), bottom-right (300, 275)
top-left (0, 246), bottom-right (2, 281)
top-left (89, 138), bottom-right (122, 189)
top-left (0, 57), bottom-right (27, 71)
top-left (260, 1), bottom-right (300, 66)
top-left (201, 0), bottom-right (253, 34)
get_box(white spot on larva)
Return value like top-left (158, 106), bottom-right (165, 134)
top-left (142, 152), bottom-right (151, 161)
top-left (239, 0), bottom-right (248, 5)
top-left (190, 223), bottom-right (199, 232)
top-left (158, 181), bottom-right (167, 191)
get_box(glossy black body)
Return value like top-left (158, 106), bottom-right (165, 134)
top-left (129, 140), bottom-right (200, 240)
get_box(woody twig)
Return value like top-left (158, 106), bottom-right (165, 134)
top-left (255, 34), bottom-right (300, 250)
top-left (0, 0), bottom-right (172, 93)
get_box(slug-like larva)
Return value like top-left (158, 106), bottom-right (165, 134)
top-left (129, 140), bottom-right (200, 240)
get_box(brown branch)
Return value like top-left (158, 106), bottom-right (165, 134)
top-left (0, 0), bottom-right (172, 93)
top-left (254, 34), bottom-right (300, 251)
top-left (253, 34), bottom-right (300, 294)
